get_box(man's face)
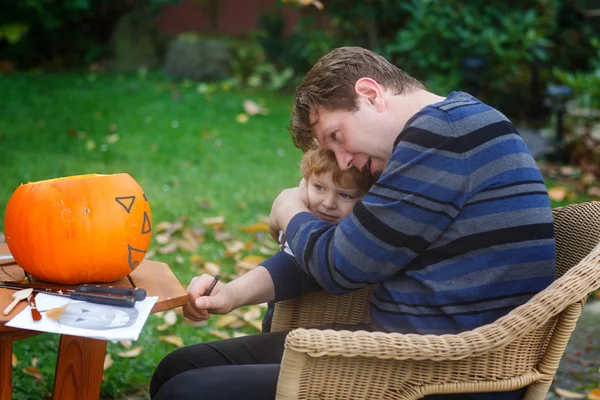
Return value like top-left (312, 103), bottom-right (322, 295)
top-left (307, 173), bottom-right (363, 224)
top-left (311, 105), bottom-right (390, 178)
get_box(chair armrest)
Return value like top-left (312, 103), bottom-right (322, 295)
top-left (271, 285), bottom-right (375, 332)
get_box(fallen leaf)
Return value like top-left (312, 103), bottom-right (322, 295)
top-left (243, 306), bottom-right (262, 322)
top-left (239, 223), bottom-right (270, 234)
top-left (588, 187), bottom-right (600, 198)
top-left (103, 354), bottom-right (113, 370)
top-left (214, 230), bottom-right (232, 242)
top-left (158, 242), bottom-right (178, 254)
top-left (208, 329), bottom-right (230, 340)
top-left (312, 0), bottom-right (324, 10)
top-left (175, 255), bottom-right (185, 264)
top-left (155, 233), bottom-right (171, 245)
top-left (45, 303), bottom-right (69, 321)
top-left (31, 357), bottom-right (38, 367)
top-left (156, 322), bottom-right (170, 331)
top-left (235, 113), bottom-right (249, 124)
top-left (559, 166), bottom-right (576, 177)
top-left (588, 388), bottom-right (600, 400)
top-left (12, 353), bottom-right (17, 367)
top-left (243, 99), bottom-right (269, 116)
top-left (203, 216), bottom-right (225, 225)
top-left (190, 254), bottom-right (204, 265)
top-left (159, 335), bottom-right (185, 347)
top-left (204, 262), bottom-right (221, 276)
top-left (233, 332), bottom-right (249, 338)
top-left (178, 239), bottom-right (198, 253)
top-left (22, 366), bottom-right (43, 380)
top-left (155, 221), bottom-right (173, 232)
top-left (554, 387), bottom-right (585, 398)
top-left (106, 133), bottom-right (119, 144)
top-left (548, 187), bottom-right (567, 202)
top-left (164, 310), bottom-right (177, 326)
top-left (225, 240), bottom-right (246, 256)
top-left (116, 346), bottom-right (143, 358)
top-left (215, 315), bottom-right (240, 328)
top-left (120, 340), bottom-right (132, 349)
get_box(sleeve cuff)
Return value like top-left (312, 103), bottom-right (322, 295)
top-left (286, 211), bottom-right (319, 242)
top-left (262, 250), bottom-right (322, 302)
top-left (262, 251), bottom-right (302, 302)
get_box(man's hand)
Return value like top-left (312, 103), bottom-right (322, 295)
top-left (183, 274), bottom-right (236, 322)
top-left (269, 184), bottom-right (309, 242)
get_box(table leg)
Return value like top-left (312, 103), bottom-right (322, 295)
top-left (52, 335), bottom-right (107, 400)
top-left (0, 336), bottom-right (12, 400)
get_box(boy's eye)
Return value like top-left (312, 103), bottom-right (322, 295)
top-left (330, 131), bottom-right (338, 142)
top-left (340, 193), bottom-right (353, 199)
top-left (313, 184), bottom-right (324, 191)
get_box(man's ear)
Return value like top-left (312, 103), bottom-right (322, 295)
top-left (355, 78), bottom-right (384, 111)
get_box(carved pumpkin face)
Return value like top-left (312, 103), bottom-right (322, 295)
top-left (4, 173), bottom-right (152, 284)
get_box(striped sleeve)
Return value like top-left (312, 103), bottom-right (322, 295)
top-left (286, 118), bottom-right (469, 295)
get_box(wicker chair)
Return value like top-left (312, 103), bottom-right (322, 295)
top-left (272, 201), bottom-right (600, 400)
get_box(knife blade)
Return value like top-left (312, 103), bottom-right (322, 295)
top-left (0, 283), bottom-right (136, 307)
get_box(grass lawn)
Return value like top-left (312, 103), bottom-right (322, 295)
top-left (0, 72), bottom-right (591, 399)
top-left (0, 71), bottom-right (302, 399)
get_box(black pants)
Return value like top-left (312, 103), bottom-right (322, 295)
top-left (150, 323), bottom-right (371, 400)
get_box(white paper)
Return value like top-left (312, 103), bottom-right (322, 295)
top-left (6, 293), bottom-right (158, 341)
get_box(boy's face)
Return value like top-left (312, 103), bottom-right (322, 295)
top-left (307, 172), bottom-right (364, 224)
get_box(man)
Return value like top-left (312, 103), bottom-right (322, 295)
top-left (151, 47), bottom-right (556, 399)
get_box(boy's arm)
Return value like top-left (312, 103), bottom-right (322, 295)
top-left (261, 250), bottom-right (322, 302)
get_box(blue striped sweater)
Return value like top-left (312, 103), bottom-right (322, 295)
top-left (265, 92), bottom-right (555, 398)
top-left (268, 90), bottom-right (555, 335)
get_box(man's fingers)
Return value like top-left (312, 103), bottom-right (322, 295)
top-left (183, 303), bottom-right (208, 322)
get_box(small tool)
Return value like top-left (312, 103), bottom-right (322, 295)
top-left (27, 293), bottom-right (42, 321)
top-left (203, 275), bottom-right (220, 296)
top-left (3, 287), bottom-right (33, 315)
top-left (0, 283), bottom-right (145, 308)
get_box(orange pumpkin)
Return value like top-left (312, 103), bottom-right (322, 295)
top-left (4, 173), bottom-right (152, 284)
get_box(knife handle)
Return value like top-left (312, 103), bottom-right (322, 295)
top-left (69, 292), bottom-right (136, 307)
top-left (76, 285), bottom-right (146, 301)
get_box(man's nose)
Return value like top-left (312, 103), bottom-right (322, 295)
top-left (335, 151), bottom-right (353, 171)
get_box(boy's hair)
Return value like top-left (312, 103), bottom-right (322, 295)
top-left (300, 147), bottom-right (374, 194)
top-left (290, 47), bottom-right (426, 151)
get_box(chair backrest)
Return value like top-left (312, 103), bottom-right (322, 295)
top-left (552, 201), bottom-right (600, 278)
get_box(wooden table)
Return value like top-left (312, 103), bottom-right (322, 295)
top-left (0, 243), bottom-right (187, 400)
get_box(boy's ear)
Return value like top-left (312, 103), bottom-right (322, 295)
top-left (355, 78), bottom-right (384, 111)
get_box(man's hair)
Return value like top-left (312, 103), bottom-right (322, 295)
top-left (290, 46), bottom-right (426, 151)
top-left (300, 147), bottom-right (375, 194)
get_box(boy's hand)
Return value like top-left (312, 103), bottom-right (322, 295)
top-left (183, 274), bottom-right (236, 322)
top-left (269, 186), bottom-right (309, 242)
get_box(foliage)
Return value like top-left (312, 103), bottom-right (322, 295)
top-left (227, 33), bottom-right (295, 91)
top-left (278, 0), bottom-right (598, 123)
top-left (0, 0), bottom-right (178, 68)
top-left (551, 37), bottom-right (600, 174)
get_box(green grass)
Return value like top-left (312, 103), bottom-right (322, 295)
top-left (0, 71), bottom-right (302, 399)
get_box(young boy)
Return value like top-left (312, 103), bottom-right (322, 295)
top-left (261, 146), bottom-right (374, 332)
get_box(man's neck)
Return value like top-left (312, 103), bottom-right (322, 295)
top-left (387, 89), bottom-right (446, 131)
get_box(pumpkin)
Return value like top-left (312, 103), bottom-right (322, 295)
top-left (4, 173), bottom-right (152, 284)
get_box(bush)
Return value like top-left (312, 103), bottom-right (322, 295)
top-left (0, 0), bottom-right (177, 69)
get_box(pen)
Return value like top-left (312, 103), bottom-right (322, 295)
top-left (203, 275), bottom-right (220, 296)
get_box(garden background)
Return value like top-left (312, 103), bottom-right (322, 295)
top-left (0, 0), bottom-right (599, 398)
